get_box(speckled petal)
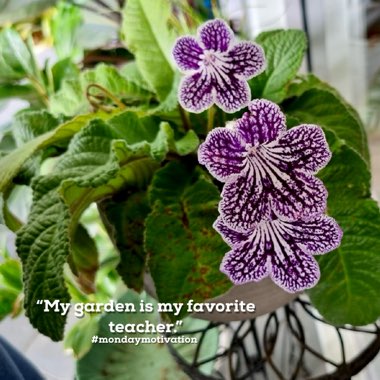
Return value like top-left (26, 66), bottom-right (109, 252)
top-left (219, 173), bottom-right (271, 231)
top-left (270, 125), bottom-right (332, 173)
top-left (227, 41), bottom-right (266, 79)
top-left (271, 171), bottom-right (328, 221)
top-left (173, 36), bottom-right (203, 71)
top-left (198, 127), bottom-right (245, 182)
top-left (214, 76), bottom-right (251, 113)
top-left (279, 215), bottom-right (343, 255)
top-left (213, 216), bottom-right (250, 247)
top-left (270, 247), bottom-right (320, 293)
top-left (178, 72), bottom-right (213, 113)
top-left (220, 230), bottom-right (269, 285)
top-left (235, 99), bottom-right (286, 145)
top-left (199, 19), bottom-right (233, 52)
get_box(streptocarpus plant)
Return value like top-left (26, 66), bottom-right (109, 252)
top-left (0, 0), bottom-right (380, 345)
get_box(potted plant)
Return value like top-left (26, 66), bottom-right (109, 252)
top-left (0, 0), bottom-right (379, 378)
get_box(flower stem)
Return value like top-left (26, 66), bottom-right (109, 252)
top-left (207, 106), bottom-right (216, 133)
top-left (178, 105), bottom-right (192, 131)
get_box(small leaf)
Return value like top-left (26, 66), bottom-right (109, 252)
top-left (250, 29), bottom-right (307, 103)
top-left (0, 28), bottom-right (35, 82)
top-left (145, 162), bottom-right (230, 320)
top-left (122, 0), bottom-right (176, 100)
top-left (98, 191), bottom-right (150, 292)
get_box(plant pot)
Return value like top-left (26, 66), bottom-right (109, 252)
top-left (144, 274), bottom-right (298, 322)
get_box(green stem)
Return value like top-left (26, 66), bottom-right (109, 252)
top-left (207, 106), bottom-right (216, 133)
top-left (178, 105), bottom-right (192, 131)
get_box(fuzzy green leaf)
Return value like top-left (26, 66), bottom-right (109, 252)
top-left (16, 112), bottom-right (186, 340)
top-left (0, 111), bottom-right (115, 193)
top-left (250, 29), bottom-right (307, 103)
top-left (285, 81), bottom-right (370, 163)
top-left (145, 162), bottom-right (230, 320)
top-left (309, 137), bottom-right (380, 325)
top-left (122, 0), bottom-right (175, 100)
top-left (0, 28), bottom-right (35, 82)
top-left (98, 192), bottom-right (150, 292)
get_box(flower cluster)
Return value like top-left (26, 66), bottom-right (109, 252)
top-left (198, 100), bottom-right (343, 292)
top-left (173, 19), bottom-right (343, 293)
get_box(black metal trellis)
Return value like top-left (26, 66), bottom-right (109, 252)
top-left (166, 298), bottom-right (380, 380)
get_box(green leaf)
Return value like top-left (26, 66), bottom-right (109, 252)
top-left (51, 58), bottom-right (80, 92)
top-left (50, 63), bottom-right (154, 116)
top-left (16, 115), bottom-right (167, 340)
top-left (0, 28), bottom-right (35, 82)
top-left (76, 290), bottom-right (190, 380)
top-left (122, 0), bottom-right (176, 100)
top-left (0, 259), bottom-right (23, 291)
top-left (70, 224), bottom-right (99, 294)
top-left (50, 1), bottom-right (83, 60)
top-left (12, 109), bottom-right (63, 146)
top-left (308, 137), bottom-right (380, 325)
top-left (0, 0), bottom-right (58, 24)
top-left (64, 315), bottom-right (100, 359)
top-left (98, 191), bottom-right (150, 292)
top-left (0, 111), bottom-right (115, 193)
top-left (0, 83), bottom-right (37, 101)
top-left (285, 87), bottom-right (370, 164)
top-left (250, 29), bottom-right (307, 103)
top-left (145, 162), bottom-right (230, 320)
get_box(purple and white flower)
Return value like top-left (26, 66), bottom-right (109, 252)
top-left (198, 99), bottom-right (331, 230)
top-left (172, 19), bottom-right (266, 113)
top-left (215, 214), bottom-right (343, 293)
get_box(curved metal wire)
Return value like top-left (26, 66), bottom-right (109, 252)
top-left (166, 297), bottom-right (380, 380)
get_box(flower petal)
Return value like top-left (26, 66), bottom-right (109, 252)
top-left (270, 247), bottom-right (320, 293)
top-left (227, 41), bottom-right (266, 79)
top-left (214, 76), bottom-right (251, 113)
top-left (198, 127), bottom-right (245, 182)
top-left (219, 173), bottom-right (271, 230)
top-left (271, 171), bottom-right (328, 220)
top-left (220, 231), bottom-right (269, 285)
top-left (235, 99), bottom-right (286, 145)
top-left (213, 216), bottom-right (250, 247)
top-left (178, 72), bottom-right (213, 113)
top-left (271, 125), bottom-right (331, 173)
top-left (173, 36), bottom-right (203, 71)
top-left (281, 215), bottom-right (343, 255)
top-left (199, 19), bottom-right (233, 52)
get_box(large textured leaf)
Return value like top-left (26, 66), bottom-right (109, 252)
top-left (122, 0), bottom-right (175, 100)
top-left (286, 85), bottom-right (369, 164)
top-left (145, 162), bottom-right (230, 320)
top-left (98, 191), bottom-right (150, 292)
top-left (309, 134), bottom-right (380, 325)
top-left (0, 111), bottom-right (114, 193)
top-left (76, 291), bottom-right (190, 380)
top-left (16, 111), bottom-right (197, 340)
top-left (249, 29), bottom-right (306, 103)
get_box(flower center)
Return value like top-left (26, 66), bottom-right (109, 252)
top-left (201, 51), bottom-right (217, 66)
top-left (245, 143), bottom-right (259, 157)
